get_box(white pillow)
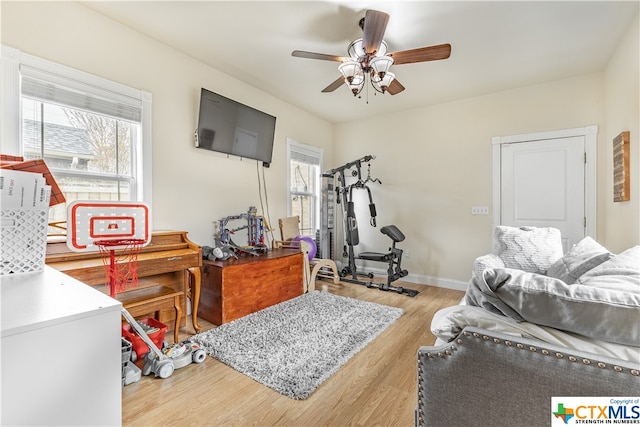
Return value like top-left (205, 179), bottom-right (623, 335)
top-left (577, 246), bottom-right (640, 290)
top-left (472, 253), bottom-right (505, 278)
top-left (547, 236), bottom-right (613, 284)
top-left (493, 226), bottom-right (563, 274)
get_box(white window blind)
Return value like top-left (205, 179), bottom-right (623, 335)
top-left (20, 65), bottom-right (142, 122)
top-left (289, 143), bottom-right (321, 166)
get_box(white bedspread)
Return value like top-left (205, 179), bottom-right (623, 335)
top-left (431, 304), bottom-right (640, 363)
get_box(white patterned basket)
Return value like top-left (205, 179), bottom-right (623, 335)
top-left (0, 209), bottom-right (48, 275)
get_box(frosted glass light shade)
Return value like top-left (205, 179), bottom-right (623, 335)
top-left (370, 55), bottom-right (394, 77)
top-left (338, 61), bottom-right (362, 82)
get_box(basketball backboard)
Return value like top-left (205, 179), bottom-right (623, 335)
top-left (67, 201), bottom-right (151, 252)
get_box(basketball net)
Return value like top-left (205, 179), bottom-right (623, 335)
top-left (95, 239), bottom-right (145, 298)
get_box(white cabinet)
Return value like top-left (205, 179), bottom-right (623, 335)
top-left (1, 266), bottom-right (122, 426)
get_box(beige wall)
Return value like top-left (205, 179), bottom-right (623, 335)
top-left (603, 14), bottom-right (640, 252)
top-left (1, 1), bottom-right (334, 247)
top-left (335, 74), bottom-right (607, 284)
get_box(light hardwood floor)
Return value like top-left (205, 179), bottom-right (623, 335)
top-left (122, 280), bottom-right (464, 426)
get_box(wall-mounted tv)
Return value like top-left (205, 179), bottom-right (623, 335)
top-left (195, 88), bottom-right (276, 167)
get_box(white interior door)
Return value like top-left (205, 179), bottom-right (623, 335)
top-left (493, 126), bottom-right (597, 252)
top-left (500, 136), bottom-right (586, 251)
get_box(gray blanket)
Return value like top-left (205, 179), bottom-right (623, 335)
top-left (465, 267), bottom-right (640, 346)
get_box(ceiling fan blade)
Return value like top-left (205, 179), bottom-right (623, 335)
top-left (322, 76), bottom-right (345, 93)
top-left (388, 44), bottom-right (452, 65)
top-left (362, 10), bottom-right (389, 54)
top-left (292, 50), bottom-right (347, 62)
top-left (387, 79), bottom-right (405, 95)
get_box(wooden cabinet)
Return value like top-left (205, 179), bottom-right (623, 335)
top-left (1, 266), bottom-right (122, 426)
top-left (45, 230), bottom-right (202, 342)
top-left (198, 248), bottom-right (304, 325)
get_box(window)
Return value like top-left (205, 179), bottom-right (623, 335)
top-left (1, 46), bottom-right (152, 234)
top-left (287, 138), bottom-right (322, 237)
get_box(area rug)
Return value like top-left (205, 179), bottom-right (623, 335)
top-left (190, 290), bottom-right (403, 400)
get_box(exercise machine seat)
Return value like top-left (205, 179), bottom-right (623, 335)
top-left (380, 225), bottom-right (405, 243)
top-left (358, 225), bottom-right (405, 261)
top-left (358, 252), bottom-right (389, 261)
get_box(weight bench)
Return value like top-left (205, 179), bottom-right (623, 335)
top-left (343, 225), bottom-right (418, 297)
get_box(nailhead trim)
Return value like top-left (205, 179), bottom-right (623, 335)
top-left (419, 332), bottom-right (640, 377)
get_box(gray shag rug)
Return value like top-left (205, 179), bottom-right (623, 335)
top-left (191, 290), bottom-right (403, 400)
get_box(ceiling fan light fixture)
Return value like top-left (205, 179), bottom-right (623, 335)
top-left (375, 40), bottom-right (388, 57)
top-left (338, 61), bottom-right (362, 83)
top-left (348, 39), bottom-right (388, 60)
top-left (347, 39), bottom-right (365, 60)
top-left (370, 55), bottom-right (394, 79)
top-left (347, 78), bottom-right (364, 96)
top-left (372, 71), bottom-right (395, 93)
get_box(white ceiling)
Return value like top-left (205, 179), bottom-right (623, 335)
top-left (80, 1), bottom-right (638, 124)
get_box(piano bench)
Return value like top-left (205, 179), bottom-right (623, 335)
top-left (117, 285), bottom-right (184, 344)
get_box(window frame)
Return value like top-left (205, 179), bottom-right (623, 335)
top-left (286, 137), bottom-right (323, 237)
top-left (0, 45), bottom-right (153, 206)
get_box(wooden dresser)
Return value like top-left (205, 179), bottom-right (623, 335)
top-left (45, 230), bottom-right (202, 342)
top-left (198, 248), bottom-right (303, 325)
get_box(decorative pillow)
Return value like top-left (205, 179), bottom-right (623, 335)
top-left (472, 253), bottom-right (505, 279)
top-left (492, 226), bottom-right (563, 274)
top-left (547, 236), bottom-right (613, 284)
top-left (577, 246), bottom-right (640, 290)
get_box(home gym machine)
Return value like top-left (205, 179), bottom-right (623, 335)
top-left (322, 155), bottom-right (418, 297)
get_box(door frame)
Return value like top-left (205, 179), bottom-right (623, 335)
top-left (492, 125), bottom-right (598, 238)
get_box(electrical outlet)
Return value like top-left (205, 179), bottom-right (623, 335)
top-left (404, 249), bottom-right (411, 258)
top-left (471, 206), bottom-right (490, 215)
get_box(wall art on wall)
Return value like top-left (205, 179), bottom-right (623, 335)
top-left (613, 131), bottom-right (630, 202)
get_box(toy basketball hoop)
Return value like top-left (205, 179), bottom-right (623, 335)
top-left (67, 201), bottom-right (151, 297)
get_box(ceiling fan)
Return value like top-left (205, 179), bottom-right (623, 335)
top-left (292, 9), bottom-right (451, 96)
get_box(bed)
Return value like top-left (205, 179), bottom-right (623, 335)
top-left (416, 227), bottom-right (640, 426)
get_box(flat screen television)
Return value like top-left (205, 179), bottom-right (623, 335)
top-left (196, 88), bottom-right (276, 167)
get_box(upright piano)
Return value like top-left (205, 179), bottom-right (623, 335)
top-left (46, 230), bottom-right (202, 343)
